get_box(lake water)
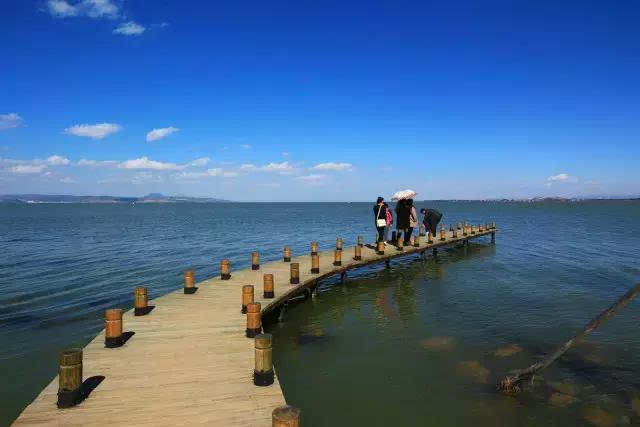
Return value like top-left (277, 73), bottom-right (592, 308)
top-left (1, 202), bottom-right (639, 426)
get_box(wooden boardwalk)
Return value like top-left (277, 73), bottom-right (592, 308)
top-left (14, 225), bottom-right (496, 426)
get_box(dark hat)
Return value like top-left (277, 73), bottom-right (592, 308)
top-left (376, 196), bottom-right (384, 204)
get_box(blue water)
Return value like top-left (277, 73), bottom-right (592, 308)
top-left (1, 202), bottom-right (639, 425)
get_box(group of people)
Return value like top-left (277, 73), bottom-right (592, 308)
top-left (373, 196), bottom-right (442, 245)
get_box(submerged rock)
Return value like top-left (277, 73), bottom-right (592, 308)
top-left (457, 361), bottom-right (490, 384)
top-left (549, 381), bottom-right (579, 396)
top-left (419, 336), bottom-right (455, 351)
top-left (493, 344), bottom-right (523, 357)
top-left (549, 392), bottom-right (578, 407)
top-left (632, 396), bottom-right (640, 416)
top-left (582, 407), bottom-right (614, 427)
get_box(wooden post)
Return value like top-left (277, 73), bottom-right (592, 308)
top-left (449, 224), bottom-right (454, 232)
top-left (310, 242), bottom-right (318, 256)
top-left (253, 334), bottom-right (274, 386)
top-left (272, 405), bottom-right (301, 427)
top-left (357, 235), bottom-right (364, 247)
top-left (263, 274), bottom-right (274, 298)
top-left (283, 246), bottom-right (291, 262)
top-left (311, 255), bottom-right (320, 273)
top-left (220, 259), bottom-right (231, 280)
top-left (492, 221), bottom-right (496, 229)
top-left (396, 237), bottom-right (404, 251)
top-left (57, 349), bottom-right (82, 408)
top-left (376, 240), bottom-right (385, 255)
top-left (184, 270), bottom-right (197, 294)
top-left (457, 223), bottom-right (462, 230)
top-left (452, 227), bottom-right (458, 239)
top-left (479, 224), bottom-right (484, 232)
top-left (242, 285), bottom-right (254, 313)
top-left (246, 302), bottom-right (262, 338)
top-left (333, 249), bottom-right (342, 266)
top-left (419, 224), bottom-right (426, 236)
top-left (354, 244), bottom-right (362, 260)
top-left (290, 263), bottom-right (300, 284)
top-left (440, 224), bottom-right (446, 241)
top-left (251, 252), bottom-right (260, 270)
top-left (336, 237), bottom-right (343, 251)
top-left (471, 225), bottom-right (476, 235)
top-left (105, 309), bottom-right (123, 348)
top-left (414, 235), bottom-right (420, 247)
top-left (463, 224), bottom-right (468, 236)
top-left (134, 286), bottom-right (148, 316)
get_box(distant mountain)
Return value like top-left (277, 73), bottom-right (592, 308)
top-left (0, 194), bottom-right (230, 204)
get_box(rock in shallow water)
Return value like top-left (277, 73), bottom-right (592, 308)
top-left (457, 361), bottom-right (490, 384)
top-left (419, 336), bottom-right (455, 351)
top-left (493, 344), bottom-right (523, 357)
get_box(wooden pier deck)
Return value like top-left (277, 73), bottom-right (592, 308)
top-left (13, 225), bottom-right (496, 426)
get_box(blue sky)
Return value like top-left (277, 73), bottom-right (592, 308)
top-left (1, 0), bottom-right (638, 201)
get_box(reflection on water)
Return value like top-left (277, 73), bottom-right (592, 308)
top-left (2, 201), bottom-right (640, 425)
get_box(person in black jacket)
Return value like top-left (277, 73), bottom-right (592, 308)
top-left (421, 208), bottom-right (443, 237)
top-left (373, 197), bottom-right (387, 243)
top-left (395, 199), bottom-right (410, 244)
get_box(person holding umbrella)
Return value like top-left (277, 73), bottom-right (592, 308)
top-left (391, 189), bottom-right (417, 245)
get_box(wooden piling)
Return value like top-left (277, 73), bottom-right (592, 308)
top-left (492, 221), bottom-right (496, 229)
top-left (272, 406), bottom-right (301, 427)
top-left (452, 227), bottom-right (458, 239)
top-left (134, 287), bottom-right (148, 316)
top-left (253, 334), bottom-right (274, 386)
top-left (471, 225), bottom-right (476, 235)
top-left (414, 235), bottom-right (420, 247)
top-left (184, 270), bottom-right (197, 294)
top-left (246, 302), bottom-right (262, 338)
top-left (457, 223), bottom-right (462, 230)
top-left (463, 224), bottom-right (468, 236)
top-left (449, 224), bottom-right (454, 232)
top-left (354, 244), bottom-right (362, 260)
top-left (440, 224), bottom-right (446, 241)
top-left (290, 263), bottom-right (300, 284)
top-left (104, 309), bottom-right (123, 348)
top-left (311, 255), bottom-right (319, 274)
top-left (396, 237), bottom-right (404, 251)
top-left (283, 246), bottom-right (291, 262)
top-left (428, 230), bottom-right (433, 244)
top-left (242, 285), bottom-right (254, 313)
top-left (57, 349), bottom-right (82, 409)
top-left (310, 242), bottom-right (318, 256)
top-left (333, 249), bottom-right (342, 266)
top-left (377, 240), bottom-right (385, 255)
top-left (357, 235), bottom-right (364, 247)
top-left (336, 237), bottom-right (343, 251)
top-left (220, 259), bottom-right (231, 280)
top-left (251, 252), bottom-right (260, 270)
top-left (263, 274), bottom-right (274, 298)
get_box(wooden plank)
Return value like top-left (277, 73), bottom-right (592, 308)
top-left (13, 227), bottom-right (496, 426)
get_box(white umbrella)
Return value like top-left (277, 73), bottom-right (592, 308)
top-left (391, 189), bottom-right (417, 201)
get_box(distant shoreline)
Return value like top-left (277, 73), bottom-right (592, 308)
top-left (1, 194), bottom-right (638, 204)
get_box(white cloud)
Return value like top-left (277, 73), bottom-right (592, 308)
top-left (146, 126), bottom-right (179, 142)
top-left (189, 157), bottom-right (211, 167)
top-left (65, 122), bottom-right (122, 139)
top-left (113, 21), bottom-right (145, 36)
top-left (239, 164), bottom-right (256, 170)
top-left (119, 157), bottom-right (182, 171)
top-left (239, 144), bottom-right (252, 150)
top-left (47, 0), bottom-right (119, 19)
top-left (261, 161), bottom-right (296, 175)
top-left (546, 173), bottom-right (578, 184)
top-left (10, 165), bottom-right (47, 174)
top-left (0, 113), bottom-right (23, 130)
top-left (47, 155), bottom-right (70, 165)
top-left (311, 162), bottom-right (353, 171)
top-left (295, 174), bottom-right (327, 186)
top-left (77, 158), bottom-right (118, 167)
top-left (60, 177), bottom-right (77, 183)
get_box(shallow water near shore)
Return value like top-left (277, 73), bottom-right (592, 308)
top-left (2, 201), bottom-right (640, 425)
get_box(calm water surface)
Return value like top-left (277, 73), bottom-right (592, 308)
top-left (1, 202), bottom-right (639, 426)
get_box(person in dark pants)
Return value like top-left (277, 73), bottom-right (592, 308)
top-left (421, 208), bottom-right (443, 237)
top-left (395, 199), bottom-right (410, 244)
top-left (373, 197), bottom-right (388, 243)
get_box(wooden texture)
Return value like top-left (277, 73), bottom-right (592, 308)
top-left (14, 227), bottom-right (496, 426)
